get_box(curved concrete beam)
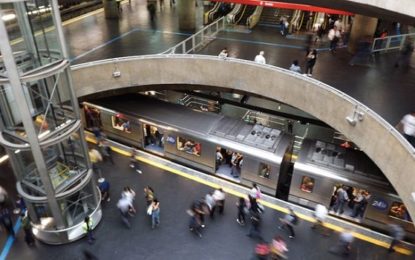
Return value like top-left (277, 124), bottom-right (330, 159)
top-left (71, 55), bottom-right (415, 222)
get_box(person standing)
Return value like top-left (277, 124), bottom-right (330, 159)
top-left (396, 111), bottom-right (415, 147)
top-left (213, 188), bottom-right (226, 215)
top-left (328, 26), bottom-right (340, 52)
top-left (333, 185), bottom-right (349, 215)
top-left (278, 207), bottom-right (297, 239)
top-left (236, 197), bottom-right (247, 226)
top-left (151, 198), bottom-right (160, 229)
top-left (129, 149), bottom-right (143, 174)
top-left (205, 192), bottom-right (216, 219)
top-left (305, 49), bottom-right (317, 77)
top-left (254, 51), bottom-right (266, 64)
top-left (83, 216), bottom-right (95, 244)
top-left (21, 213), bottom-right (35, 246)
top-left (144, 186), bottom-right (155, 207)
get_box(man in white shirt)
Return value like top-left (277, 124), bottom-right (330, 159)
top-left (213, 188), bottom-right (226, 214)
top-left (254, 51), bottom-right (266, 64)
top-left (218, 48), bottom-right (228, 59)
top-left (396, 112), bottom-right (415, 146)
top-left (328, 26), bottom-right (341, 52)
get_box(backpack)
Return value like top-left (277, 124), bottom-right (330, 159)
top-left (291, 214), bottom-right (299, 225)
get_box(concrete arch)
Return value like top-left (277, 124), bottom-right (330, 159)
top-left (71, 55), bottom-right (415, 222)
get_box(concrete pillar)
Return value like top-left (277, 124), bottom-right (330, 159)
top-left (103, 0), bottom-right (120, 19)
top-left (177, 0), bottom-right (196, 30)
top-left (348, 15), bottom-right (378, 53)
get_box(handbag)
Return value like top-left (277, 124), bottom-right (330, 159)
top-left (147, 205), bottom-right (153, 215)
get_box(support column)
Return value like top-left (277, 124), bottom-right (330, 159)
top-left (348, 15), bottom-right (378, 53)
top-left (178, 0), bottom-right (196, 31)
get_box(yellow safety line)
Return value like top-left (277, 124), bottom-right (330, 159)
top-left (85, 136), bottom-right (412, 255)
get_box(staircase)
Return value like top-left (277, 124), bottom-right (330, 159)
top-left (259, 7), bottom-right (294, 26)
top-left (238, 5), bottom-right (257, 26)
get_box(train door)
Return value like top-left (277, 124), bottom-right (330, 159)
top-left (215, 146), bottom-right (243, 182)
top-left (330, 184), bottom-right (371, 221)
top-left (83, 105), bottom-right (102, 130)
top-left (142, 124), bottom-right (164, 155)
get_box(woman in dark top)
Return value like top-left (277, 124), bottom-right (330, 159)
top-left (305, 49), bottom-right (317, 76)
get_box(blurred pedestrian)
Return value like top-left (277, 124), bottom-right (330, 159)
top-left (99, 140), bottom-right (114, 165)
top-left (129, 149), bottom-right (142, 174)
top-left (147, 3), bottom-right (156, 21)
top-left (83, 216), bottom-right (95, 244)
top-left (395, 38), bottom-right (413, 69)
top-left (329, 229), bottom-right (354, 256)
top-left (396, 111), bottom-right (415, 147)
top-left (278, 207), bottom-right (297, 239)
top-left (122, 186), bottom-right (136, 215)
top-left (150, 198), bottom-right (160, 229)
top-left (247, 211), bottom-right (262, 240)
top-left (188, 207), bottom-right (203, 238)
top-left (213, 188), bottom-right (225, 215)
top-left (388, 223), bottom-right (405, 253)
top-left (0, 207), bottom-right (14, 237)
top-left (236, 197), bottom-right (247, 226)
top-left (89, 148), bottom-right (103, 177)
top-left (191, 200), bottom-right (206, 228)
top-left (218, 48), bottom-right (228, 59)
top-left (117, 197), bottom-right (132, 228)
top-left (254, 51), bottom-right (266, 64)
top-left (98, 178), bottom-right (110, 202)
top-left (305, 49), bottom-right (317, 77)
top-left (82, 249), bottom-right (99, 260)
top-left (270, 235), bottom-right (288, 259)
top-left (0, 186), bottom-right (7, 207)
top-left (328, 26), bottom-right (340, 52)
top-left (249, 183), bottom-right (262, 200)
top-left (311, 204), bottom-right (329, 236)
top-left (255, 241), bottom-right (270, 260)
top-left (205, 192), bottom-right (215, 219)
top-left (21, 212), bottom-right (35, 246)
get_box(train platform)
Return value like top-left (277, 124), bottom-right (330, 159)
top-left (1, 140), bottom-right (414, 260)
top-left (29, 0), bottom-right (414, 125)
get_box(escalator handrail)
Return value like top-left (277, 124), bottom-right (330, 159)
top-left (235, 5), bottom-right (247, 25)
top-left (247, 6), bottom-right (263, 28)
top-left (226, 4), bottom-right (242, 24)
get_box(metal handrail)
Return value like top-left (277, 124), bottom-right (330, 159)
top-left (372, 32), bottom-right (415, 53)
top-left (247, 6), bottom-right (263, 29)
top-left (161, 17), bottom-right (226, 55)
top-left (71, 54), bottom-right (415, 156)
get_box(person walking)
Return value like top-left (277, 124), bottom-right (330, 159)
top-left (254, 51), bottom-right (266, 64)
top-left (305, 49), bottom-right (317, 77)
top-left (329, 229), bottom-right (354, 256)
top-left (249, 183), bottom-right (262, 200)
top-left (388, 223), bottom-right (405, 253)
top-left (270, 235), bottom-right (288, 259)
top-left (122, 186), bottom-right (136, 215)
top-left (278, 207), bottom-right (297, 239)
top-left (247, 211), bottom-right (262, 240)
top-left (236, 197), bottom-right (247, 226)
top-left (205, 192), bottom-right (216, 219)
top-left (117, 197), bottom-right (132, 228)
top-left (83, 216), bottom-right (95, 244)
top-left (21, 212), bottom-right (35, 246)
top-left (89, 148), bottom-right (103, 177)
top-left (396, 111), bottom-right (415, 147)
top-left (312, 204), bottom-right (329, 236)
top-left (129, 149), bottom-right (143, 174)
top-left (99, 140), bottom-right (114, 165)
top-left (213, 188), bottom-right (225, 215)
top-left (98, 178), bottom-right (110, 202)
top-left (150, 198), bottom-right (160, 229)
top-left (328, 26), bottom-right (340, 53)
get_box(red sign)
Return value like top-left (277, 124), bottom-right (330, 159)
top-left (211, 0), bottom-right (353, 15)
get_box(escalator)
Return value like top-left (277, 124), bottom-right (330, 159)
top-left (259, 7), bottom-right (294, 26)
top-left (238, 5), bottom-right (256, 26)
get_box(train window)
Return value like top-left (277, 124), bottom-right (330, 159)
top-left (176, 137), bottom-right (201, 156)
top-left (258, 163), bottom-right (271, 179)
top-left (111, 115), bottom-right (131, 133)
top-left (389, 202), bottom-right (412, 222)
top-left (300, 176), bottom-right (314, 193)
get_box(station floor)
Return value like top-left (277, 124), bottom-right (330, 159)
top-left (3, 151), bottom-right (412, 260)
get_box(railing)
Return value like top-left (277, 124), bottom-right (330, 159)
top-left (179, 94), bottom-right (221, 113)
top-left (372, 33), bottom-right (415, 53)
top-left (247, 6), bottom-right (263, 29)
top-left (161, 17), bottom-right (226, 55)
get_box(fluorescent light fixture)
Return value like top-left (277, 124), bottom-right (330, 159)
top-left (138, 119), bottom-right (178, 132)
top-left (2, 14), bottom-right (16, 22)
top-left (0, 155), bottom-right (9, 163)
top-left (295, 163), bottom-right (350, 182)
top-left (14, 150), bottom-right (21, 154)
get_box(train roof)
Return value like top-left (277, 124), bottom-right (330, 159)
top-left (91, 94), bottom-right (222, 135)
top-left (296, 139), bottom-right (392, 190)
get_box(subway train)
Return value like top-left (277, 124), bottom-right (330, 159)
top-left (82, 93), bottom-right (414, 239)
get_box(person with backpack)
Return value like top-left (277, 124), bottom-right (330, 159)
top-left (278, 207), bottom-right (297, 239)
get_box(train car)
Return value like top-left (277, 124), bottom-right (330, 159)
top-left (82, 93), bottom-right (414, 238)
top-left (290, 139), bottom-right (414, 238)
top-left (82, 94), bottom-right (293, 195)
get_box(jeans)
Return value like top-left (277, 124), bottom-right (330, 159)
top-left (334, 200), bottom-right (346, 214)
top-left (152, 209), bottom-right (160, 228)
top-left (237, 209), bottom-right (245, 224)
